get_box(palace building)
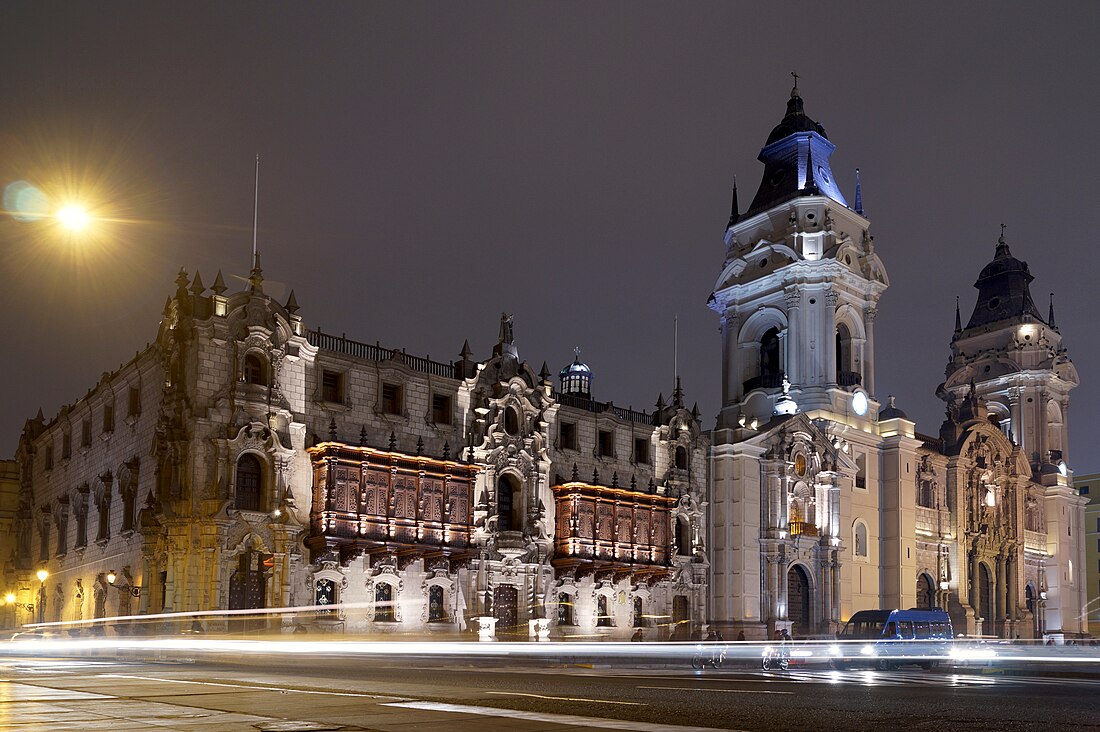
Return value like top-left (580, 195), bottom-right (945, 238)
top-left (4, 83), bottom-right (1087, 640)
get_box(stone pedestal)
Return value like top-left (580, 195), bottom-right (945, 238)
top-left (528, 618), bottom-right (549, 642)
top-left (475, 616), bottom-right (497, 642)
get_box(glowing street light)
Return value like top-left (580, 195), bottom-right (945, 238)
top-left (55, 205), bottom-right (90, 232)
top-left (36, 569), bottom-right (49, 584)
top-left (4, 593), bottom-right (14, 605)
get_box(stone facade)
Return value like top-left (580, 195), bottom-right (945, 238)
top-left (9, 268), bottom-right (708, 639)
top-left (708, 83), bottom-right (1087, 640)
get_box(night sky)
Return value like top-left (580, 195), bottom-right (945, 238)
top-left (1, 3), bottom-right (1097, 470)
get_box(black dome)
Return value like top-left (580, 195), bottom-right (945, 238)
top-left (765, 94), bottom-right (827, 146)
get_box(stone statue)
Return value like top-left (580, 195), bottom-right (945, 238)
top-left (73, 579), bottom-right (84, 621)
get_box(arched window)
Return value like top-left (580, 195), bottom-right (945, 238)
top-left (243, 354), bottom-right (267, 386)
top-left (1025, 584), bottom-right (1035, 614)
top-left (428, 585), bottom-right (446, 622)
top-left (235, 454), bottom-right (263, 511)
top-left (836, 323), bottom-right (854, 383)
top-left (504, 407), bottom-right (520, 435)
top-left (674, 445), bottom-right (688, 470)
top-left (1046, 400), bottom-right (1064, 458)
top-left (633, 596), bottom-right (644, 627)
top-left (597, 594), bottom-right (612, 627)
top-left (853, 521), bottom-right (868, 558)
top-left (676, 516), bottom-right (691, 556)
top-left (497, 475), bottom-right (521, 532)
top-left (374, 583), bottom-right (395, 622)
top-left (557, 593), bottom-right (574, 626)
top-left (760, 328), bottom-right (781, 380)
top-left (916, 574), bottom-right (935, 609)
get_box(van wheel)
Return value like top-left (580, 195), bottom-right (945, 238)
top-left (920, 661), bottom-right (938, 671)
top-left (876, 658), bottom-right (893, 671)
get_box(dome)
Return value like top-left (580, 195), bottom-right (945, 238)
top-left (559, 349), bottom-right (592, 398)
top-left (879, 395), bottom-right (908, 421)
top-left (964, 234), bottom-right (1044, 330)
top-left (765, 93), bottom-right (828, 146)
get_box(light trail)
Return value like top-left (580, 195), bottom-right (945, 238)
top-left (485, 690), bottom-right (645, 706)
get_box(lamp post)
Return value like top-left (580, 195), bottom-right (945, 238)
top-left (35, 570), bottom-right (48, 625)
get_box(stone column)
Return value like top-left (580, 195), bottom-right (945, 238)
top-left (863, 305), bottom-right (877, 396)
top-left (819, 556), bottom-right (831, 633)
top-left (995, 555), bottom-right (1006, 636)
top-left (971, 551), bottom-right (982, 632)
top-left (831, 551), bottom-right (841, 627)
top-left (824, 289), bottom-right (839, 386)
top-left (784, 290), bottom-right (801, 386)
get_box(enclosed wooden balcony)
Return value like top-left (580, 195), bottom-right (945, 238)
top-left (552, 480), bottom-right (677, 581)
top-left (306, 441), bottom-right (480, 564)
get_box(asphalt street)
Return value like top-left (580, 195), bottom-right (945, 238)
top-left (0, 652), bottom-right (1096, 731)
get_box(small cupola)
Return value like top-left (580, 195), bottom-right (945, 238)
top-left (559, 347), bottom-right (592, 398)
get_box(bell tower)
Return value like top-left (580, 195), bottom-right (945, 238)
top-left (941, 229), bottom-right (1079, 475)
top-left (709, 80), bottom-right (888, 430)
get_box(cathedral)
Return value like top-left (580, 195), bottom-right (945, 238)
top-left (4, 82), bottom-right (1087, 641)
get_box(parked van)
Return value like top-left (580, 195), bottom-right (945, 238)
top-left (836, 609), bottom-right (953, 669)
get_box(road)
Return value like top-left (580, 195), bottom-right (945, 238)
top-left (0, 651), bottom-right (1097, 731)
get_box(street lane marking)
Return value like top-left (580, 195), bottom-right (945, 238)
top-left (638, 685), bottom-right (793, 695)
top-left (384, 701), bottom-right (741, 731)
top-left (99, 674), bottom-right (407, 700)
top-left (485, 690), bottom-right (644, 705)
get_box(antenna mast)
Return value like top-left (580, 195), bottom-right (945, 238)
top-left (252, 153), bottom-right (260, 270)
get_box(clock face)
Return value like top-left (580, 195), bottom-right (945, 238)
top-left (852, 391), bottom-right (869, 416)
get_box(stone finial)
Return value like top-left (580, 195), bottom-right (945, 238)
top-left (443, 441), bottom-right (450, 461)
top-left (592, 467), bottom-right (600, 485)
top-left (571, 463), bottom-right (579, 482)
top-left (612, 471), bottom-right (619, 487)
top-left (388, 431), bottom-right (397, 451)
top-left (359, 425), bottom-right (368, 446)
top-left (285, 290), bottom-right (300, 315)
top-left (211, 270), bottom-right (228, 296)
top-left (416, 436), bottom-right (424, 456)
top-left (189, 271), bottom-right (206, 295)
top-left (328, 418), bottom-right (337, 441)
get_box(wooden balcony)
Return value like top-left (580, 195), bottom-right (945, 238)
top-left (552, 481), bottom-right (677, 581)
top-left (306, 441), bottom-right (480, 564)
top-left (788, 521), bottom-right (818, 537)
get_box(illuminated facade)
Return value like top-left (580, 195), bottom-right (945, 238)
top-left (707, 82), bottom-right (1086, 639)
top-left (10, 268), bottom-right (707, 639)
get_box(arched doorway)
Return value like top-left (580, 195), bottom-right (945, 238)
top-left (787, 565), bottom-right (811, 637)
top-left (916, 574), bottom-right (935, 610)
top-left (978, 563), bottom-right (993, 631)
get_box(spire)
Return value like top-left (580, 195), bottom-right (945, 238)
top-left (854, 168), bottom-right (864, 215)
top-left (726, 176), bottom-right (739, 229)
top-left (284, 289), bottom-right (299, 315)
top-left (189, 271), bottom-right (206, 295)
top-left (211, 270), bottom-right (227, 296)
top-left (539, 361), bottom-right (551, 383)
top-left (995, 223), bottom-right (1011, 258)
top-left (460, 339), bottom-right (472, 359)
top-left (655, 392), bottom-right (666, 411)
top-left (1048, 292), bottom-right (1057, 329)
top-left (954, 295), bottom-right (962, 332)
top-left (802, 136), bottom-right (818, 194)
top-left (790, 70), bottom-right (800, 100)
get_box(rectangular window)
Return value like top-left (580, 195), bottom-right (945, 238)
top-left (598, 429), bottom-right (615, 458)
top-left (62, 432), bottom-right (71, 460)
top-left (855, 453), bottom-right (867, 489)
top-left (44, 444), bottom-right (54, 471)
top-left (431, 393), bottom-right (452, 425)
top-left (1078, 485), bottom-right (1089, 495)
top-left (103, 402), bottom-right (114, 433)
top-left (321, 370), bottom-right (344, 403)
top-left (81, 420), bottom-right (91, 448)
top-left (381, 382), bottom-right (402, 415)
top-left (1096, 517), bottom-right (1100, 533)
top-left (560, 422), bottom-right (577, 451)
top-left (128, 387), bottom-right (141, 417)
top-left (634, 437), bottom-right (650, 464)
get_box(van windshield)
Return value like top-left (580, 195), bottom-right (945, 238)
top-left (840, 619), bottom-right (885, 639)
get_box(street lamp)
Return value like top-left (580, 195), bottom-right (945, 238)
top-left (55, 205), bottom-right (90, 232)
top-left (106, 570), bottom-right (141, 597)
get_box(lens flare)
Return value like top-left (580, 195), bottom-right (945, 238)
top-left (3, 180), bottom-right (49, 222)
top-left (56, 205), bottom-right (90, 231)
